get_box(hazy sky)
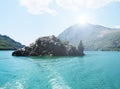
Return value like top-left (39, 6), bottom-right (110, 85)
top-left (1, 0), bottom-right (120, 45)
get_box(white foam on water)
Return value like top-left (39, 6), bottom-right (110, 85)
top-left (15, 81), bottom-right (24, 89)
top-left (0, 80), bottom-right (24, 89)
top-left (49, 76), bottom-right (72, 89)
top-left (47, 65), bottom-right (72, 89)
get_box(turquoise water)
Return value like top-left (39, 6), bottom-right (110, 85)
top-left (0, 51), bottom-right (120, 89)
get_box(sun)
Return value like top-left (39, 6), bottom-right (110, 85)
top-left (77, 15), bottom-right (89, 24)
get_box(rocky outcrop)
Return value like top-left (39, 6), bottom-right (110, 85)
top-left (12, 35), bottom-right (84, 56)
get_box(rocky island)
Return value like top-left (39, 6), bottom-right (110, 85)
top-left (12, 35), bottom-right (84, 56)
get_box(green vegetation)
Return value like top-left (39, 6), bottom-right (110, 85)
top-left (78, 40), bottom-right (84, 55)
top-left (63, 40), bottom-right (69, 45)
top-left (78, 40), bottom-right (84, 51)
top-left (0, 34), bottom-right (24, 50)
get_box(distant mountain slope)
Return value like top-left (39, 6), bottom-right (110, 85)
top-left (58, 23), bottom-right (120, 51)
top-left (0, 34), bottom-right (24, 50)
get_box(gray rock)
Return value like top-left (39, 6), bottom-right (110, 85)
top-left (12, 35), bottom-right (84, 56)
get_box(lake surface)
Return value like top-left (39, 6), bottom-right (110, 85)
top-left (0, 51), bottom-right (120, 89)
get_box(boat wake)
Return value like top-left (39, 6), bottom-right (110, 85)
top-left (46, 65), bottom-right (72, 89)
top-left (0, 80), bottom-right (24, 89)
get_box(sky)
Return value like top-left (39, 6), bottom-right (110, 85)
top-left (0, 0), bottom-right (120, 45)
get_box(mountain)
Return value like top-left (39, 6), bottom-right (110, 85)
top-left (58, 23), bottom-right (120, 51)
top-left (0, 34), bottom-right (24, 50)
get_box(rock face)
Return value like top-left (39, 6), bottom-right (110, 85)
top-left (12, 35), bottom-right (84, 56)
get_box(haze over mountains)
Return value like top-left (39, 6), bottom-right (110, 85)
top-left (1, 23), bottom-right (120, 51)
top-left (0, 34), bottom-right (24, 50)
top-left (58, 23), bottom-right (120, 51)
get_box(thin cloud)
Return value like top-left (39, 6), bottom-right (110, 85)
top-left (19, 0), bottom-right (57, 15)
top-left (56, 0), bottom-right (117, 10)
top-left (19, 0), bottom-right (120, 15)
top-left (115, 25), bottom-right (120, 28)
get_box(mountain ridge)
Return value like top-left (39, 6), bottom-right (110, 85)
top-left (58, 23), bottom-right (120, 51)
top-left (0, 34), bottom-right (24, 50)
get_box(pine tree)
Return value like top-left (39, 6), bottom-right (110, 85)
top-left (78, 40), bottom-right (84, 55)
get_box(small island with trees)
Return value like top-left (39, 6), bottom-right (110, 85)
top-left (12, 35), bottom-right (84, 56)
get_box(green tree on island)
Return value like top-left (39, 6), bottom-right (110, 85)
top-left (63, 40), bottom-right (69, 45)
top-left (78, 40), bottom-right (84, 55)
